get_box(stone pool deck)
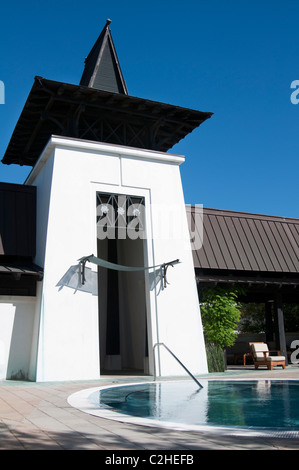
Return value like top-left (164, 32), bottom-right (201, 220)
top-left (1, 365), bottom-right (299, 450)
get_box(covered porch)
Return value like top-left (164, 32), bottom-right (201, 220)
top-left (188, 206), bottom-right (299, 367)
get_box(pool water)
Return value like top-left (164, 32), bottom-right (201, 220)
top-left (89, 380), bottom-right (299, 431)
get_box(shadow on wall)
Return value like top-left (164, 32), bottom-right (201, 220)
top-left (56, 264), bottom-right (164, 295)
top-left (56, 265), bottom-right (98, 295)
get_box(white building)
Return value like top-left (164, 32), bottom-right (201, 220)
top-left (0, 20), bottom-right (211, 382)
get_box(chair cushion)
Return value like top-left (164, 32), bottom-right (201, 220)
top-left (267, 356), bottom-right (285, 362)
top-left (252, 343), bottom-right (269, 359)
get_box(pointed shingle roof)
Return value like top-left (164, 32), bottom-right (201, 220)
top-left (79, 19), bottom-right (128, 94)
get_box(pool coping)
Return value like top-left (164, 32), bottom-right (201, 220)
top-left (67, 378), bottom-right (299, 439)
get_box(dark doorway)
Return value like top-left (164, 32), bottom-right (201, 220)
top-left (96, 193), bottom-right (149, 374)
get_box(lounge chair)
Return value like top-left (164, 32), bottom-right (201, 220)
top-left (249, 342), bottom-right (285, 370)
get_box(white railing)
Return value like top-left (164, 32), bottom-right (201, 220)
top-left (153, 342), bottom-right (203, 389)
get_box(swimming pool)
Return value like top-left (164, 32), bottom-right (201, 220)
top-left (68, 380), bottom-right (299, 438)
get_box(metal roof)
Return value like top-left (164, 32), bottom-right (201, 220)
top-left (0, 182), bottom-right (43, 291)
top-left (188, 206), bottom-right (299, 274)
top-left (0, 183), bottom-right (36, 257)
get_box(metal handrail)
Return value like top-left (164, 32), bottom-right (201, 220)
top-left (153, 342), bottom-right (203, 389)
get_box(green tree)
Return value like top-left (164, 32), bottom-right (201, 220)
top-left (238, 302), bottom-right (299, 334)
top-left (238, 302), bottom-right (265, 333)
top-left (200, 286), bottom-right (242, 349)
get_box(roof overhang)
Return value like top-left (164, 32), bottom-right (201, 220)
top-left (2, 76), bottom-right (213, 166)
top-left (196, 268), bottom-right (299, 303)
top-left (0, 258), bottom-right (43, 296)
top-left (0, 259), bottom-right (43, 281)
top-left (196, 268), bottom-right (299, 287)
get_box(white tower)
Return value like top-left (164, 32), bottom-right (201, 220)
top-left (2, 20), bottom-right (212, 381)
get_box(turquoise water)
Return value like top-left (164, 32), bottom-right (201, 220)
top-left (91, 380), bottom-right (299, 430)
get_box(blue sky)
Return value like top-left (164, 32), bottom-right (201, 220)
top-left (0, 0), bottom-right (298, 218)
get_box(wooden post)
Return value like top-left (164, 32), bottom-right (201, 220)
top-left (265, 301), bottom-right (274, 343)
top-left (275, 293), bottom-right (288, 366)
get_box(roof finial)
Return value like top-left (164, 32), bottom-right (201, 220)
top-left (79, 18), bottom-right (128, 94)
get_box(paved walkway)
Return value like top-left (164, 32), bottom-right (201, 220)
top-left (1, 367), bottom-right (299, 450)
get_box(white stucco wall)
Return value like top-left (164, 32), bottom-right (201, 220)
top-left (26, 136), bottom-right (207, 381)
top-left (0, 296), bottom-right (37, 380)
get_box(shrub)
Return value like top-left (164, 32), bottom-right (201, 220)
top-left (205, 343), bottom-right (226, 372)
top-left (200, 286), bottom-right (242, 349)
